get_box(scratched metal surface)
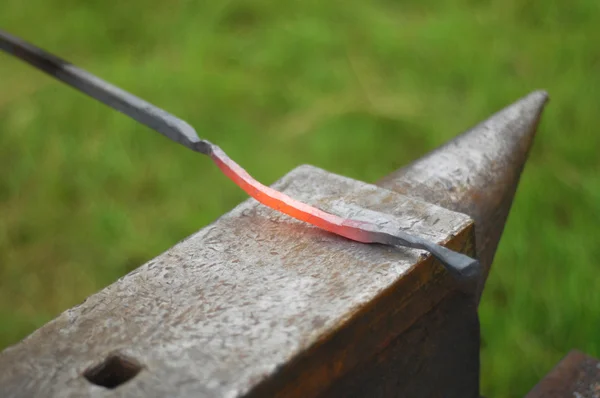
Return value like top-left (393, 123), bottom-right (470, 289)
top-left (0, 165), bottom-right (472, 398)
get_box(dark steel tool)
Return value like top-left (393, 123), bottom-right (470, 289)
top-left (0, 29), bottom-right (481, 291)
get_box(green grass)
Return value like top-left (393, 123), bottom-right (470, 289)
top-left (1, 1), bottom-right (599, 396)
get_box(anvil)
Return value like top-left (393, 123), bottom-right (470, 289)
top-left (0, 29), bottom-right (548, 398)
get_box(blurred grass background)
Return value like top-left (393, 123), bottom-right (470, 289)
top-left (1, 0), bottom-right (599, 396)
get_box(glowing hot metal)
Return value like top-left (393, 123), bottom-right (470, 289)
top-left (0, 29), bottom-right (480, 290)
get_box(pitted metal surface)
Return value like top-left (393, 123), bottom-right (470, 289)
top-left (0, 165), bottom-right (473, 398)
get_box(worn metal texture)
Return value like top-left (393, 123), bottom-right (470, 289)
top-left (377, 90), bottom-right (549, 298)
top-left (525, 350), bottom-right (600, 398)
top-left (0, 165), bottom-right (475, 398)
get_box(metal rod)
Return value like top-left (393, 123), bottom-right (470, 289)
top-left (0, 29), bottom-right (210, 154)
top-left (0, 29), bottom-right (481, 292)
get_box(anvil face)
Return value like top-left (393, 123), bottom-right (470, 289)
top-left (0, 165), bottom-right (475, 397)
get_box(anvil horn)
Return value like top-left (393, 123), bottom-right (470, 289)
top-left (377, 90), bottom-right (549, 298)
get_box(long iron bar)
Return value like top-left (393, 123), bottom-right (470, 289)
top-left (0, 29), bottom-right (480, 290)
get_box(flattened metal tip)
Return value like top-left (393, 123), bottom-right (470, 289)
top-left (377, 90), bottom-right (549, 299)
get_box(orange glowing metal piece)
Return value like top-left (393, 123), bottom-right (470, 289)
top-left (210, 147), bottom-right (481, 290)
top-left (210, 145), bottom-right (372, 243)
